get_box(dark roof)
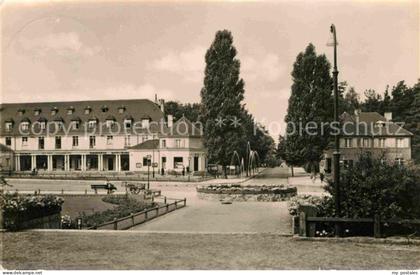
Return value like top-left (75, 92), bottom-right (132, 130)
top-left (129, 139), bottom-right (159, 150)
top-left (160, 116), bottom-right (203, 137)
top-left (0, 144), bottom-right (13, 153)
top-left (0, 99), bottom-right (164, 136)
top-left (340, 111), bottom-right (413, 137)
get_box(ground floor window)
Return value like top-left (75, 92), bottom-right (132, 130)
top-left (174, 157), bottom-right (183, 169)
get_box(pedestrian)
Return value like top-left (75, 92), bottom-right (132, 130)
top-left (182, 167), bottom-right (185, 176)
top-left (320, 172), bottom-right (324, 183)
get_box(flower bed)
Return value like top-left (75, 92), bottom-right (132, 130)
top-left (196, 184), bottom-right (297, 202)
top-left (73, 195), bottom-right (156, 228)
top-left (1, 193), bottom-right (64, 230)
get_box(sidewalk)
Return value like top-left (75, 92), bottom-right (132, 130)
top-left (287, 176), bottom-right (328, 196)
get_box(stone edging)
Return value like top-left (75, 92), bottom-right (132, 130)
top-left (292, 235), bottom-right (420, 246)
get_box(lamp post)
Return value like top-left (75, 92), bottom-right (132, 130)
top-left (328, 24), bottom-right (341, 236)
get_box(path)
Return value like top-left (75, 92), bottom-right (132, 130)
top-left (130, 167), bottom-right (292, 233)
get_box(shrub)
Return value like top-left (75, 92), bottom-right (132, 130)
top-left (287, 195), bottom-right (333, 216)
top-left (1, 193), bottom-right (64, 230)
top-left (78, 195), bottom-right (155, 228)
top-left (325, 152), bottom-right (420, 219)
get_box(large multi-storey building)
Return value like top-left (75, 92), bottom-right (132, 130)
top-left (322, 110), bottom-right (413, 172)
top-left (0, 99), bottom-right (206, 174)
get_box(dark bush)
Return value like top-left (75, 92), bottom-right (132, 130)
top-left (324, 152), bottom-right (420, 219)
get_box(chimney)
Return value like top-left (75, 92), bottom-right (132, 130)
top-left (154, 94), bottom-right (158, 104)
top-left (384, 112), bottom-right (392, 121)
top-left (167, 115), bottom-right (173, 128)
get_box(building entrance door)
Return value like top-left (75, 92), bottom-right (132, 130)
top-left (194, 156), bottom-right (199, 172)
top-left (108, 158), bottom-right (114, 170)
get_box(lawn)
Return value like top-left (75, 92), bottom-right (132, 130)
top-left (1, 231), bottom-right (419, 269)
top-left (61, 195), bottom-right (115, 218)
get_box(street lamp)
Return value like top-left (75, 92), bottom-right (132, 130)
top-left (328, 24), bottom-right (341, 236)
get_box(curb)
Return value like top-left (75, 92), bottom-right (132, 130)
top-left (292, 235), bottom-right (420, 246)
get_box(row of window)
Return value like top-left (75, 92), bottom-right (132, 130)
top-left (160, 139), bottom-right (184, 148)
top-left (4, 119), bottom-right (138, 132)
top-left (142, 156), bottom-right (183, 169)
top-left (17, 106), bottom-right (127, 116)
top-left (342, 137), bottom-right (408, 148)
top-left (5, 135), bottom-right (143, 149)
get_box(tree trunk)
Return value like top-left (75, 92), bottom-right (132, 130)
top-left (291, 166), bottom-right (294, 177)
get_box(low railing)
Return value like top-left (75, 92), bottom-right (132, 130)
top-left (299, 211), bottom-right (420, 238)
top-left (88, 197), bottom-right (187, 230)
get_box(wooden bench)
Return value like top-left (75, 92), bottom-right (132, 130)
top-left (90, 183), bottom-right (117, 194)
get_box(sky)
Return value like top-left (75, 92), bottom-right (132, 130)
top-left (1, 0), bottom-right (419, 138)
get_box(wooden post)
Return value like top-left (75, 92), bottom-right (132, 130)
top-left (145, 210), bottom-right (148, 220)
top-left (156, 206), bottom-right (159, 216)
top-left (299, 212), bottom-right (307, 237)
top-left (113, 218), bottom-right (118, 230)
top-left (374, 214), bottom-right (381, 238)
top-left (175, 201), bottom-right (178, 209)
top-left (130, 213), bottom-right (134, 226)
top-left (164, 196), bottom-right (167, 204)
top-left (184, 198), bottom-right (187, 206)
top-left (166, 204), bottom-right (169, 213)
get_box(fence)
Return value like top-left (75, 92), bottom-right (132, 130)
top-left (299, 210), bottom-right (420, 238)
top-left (88, 197), bottom-right (187, 230)
top-left (6, 171), bottom-right (212, 182)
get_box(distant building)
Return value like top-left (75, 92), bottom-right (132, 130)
top-left (322, 110), bottom-right (413, 173)
top-left (0, 99), bottom-right (206, 174)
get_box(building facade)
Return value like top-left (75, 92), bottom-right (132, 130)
top-left (0, 99), bottom-right (206, 174)
top-left (322, 110), bottom-right (413, 173)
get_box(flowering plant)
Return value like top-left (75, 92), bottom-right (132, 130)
top-left (1, 193), bottom-right (64, 230)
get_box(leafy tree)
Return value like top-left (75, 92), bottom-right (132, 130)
top-left (405, 80), bottom-right (420, 164)
top-left (164, 101), bottom-right (201, 122)
top-left (200, 30), bottom-right (247, 175)
top-left (283, 43), bottom-right (333, 174)
top-left (390, 81), bottom-right (416, 122)
top-left (324, 152), bottom-right (420, 219)
top-left (361, 89), bottom-right (383, 113)
top-left (344, 87), bottom-right (360, 113)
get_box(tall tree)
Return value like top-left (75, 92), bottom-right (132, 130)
top-left (200, 30), bottom-right (246, 175)
top-left (405, 80), bottom-right (420, 164)
top-left (283, 43), bottom-right (333, 174)
top-left (361, 89), bottom-right (383, 113)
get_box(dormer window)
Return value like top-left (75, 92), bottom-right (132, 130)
top-left (375, 120), bottom-right (386, 128)
top-left (34, 108), bottom-right (41, 116)
top-left (106, 116), bottom-right (116, 128)
top-left (53, 118), bottom-right (64, 130)
top-left (141, 118), bottom-right (150, 128)
top-left (124, 118), bottom-right (133, 129)
top-left (5, 121), bottom-right (13, 132)
top-left (20, 121), bottom-right (30, 131)
top-left (84, 106), bottom-right (92, 115)
top-left (70, 118), bottom-right (81, 130)
top-left (37, 118), bottom-right (47, 130)
top-left (88, 119), bottom-right (97, 129)
top-left (67, 107), bottom-right (75, 115)
top-left (118, 106), bottom-right (126, 114)
top-left (51, 107), bottom-right (58, 116)
top-left (101, 105), bottom-right (109, 112)
top-left (17, 109), bottom-right (25, 116)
